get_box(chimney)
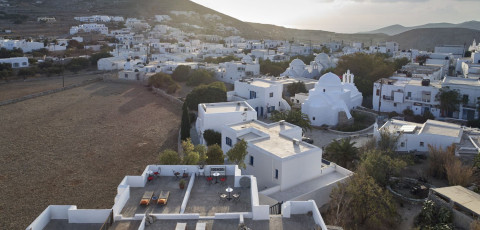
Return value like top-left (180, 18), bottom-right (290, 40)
top-left (279, 120), bottom-right (285, 125)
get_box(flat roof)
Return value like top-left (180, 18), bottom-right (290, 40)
top-left (419, 120), bottom-right (462, 138)
top-left (432, 186), bottom-right (480, 214)
top-left (230, 120), bottom-right (316, 158)
top-left (381, 119), bottom-right (422, 134)
top-left (378, 77), bottom-right (442, 88)
top-left (442, 76), bottom-right (480, 87)
top-left (202, 102), bottom-right (254, 114)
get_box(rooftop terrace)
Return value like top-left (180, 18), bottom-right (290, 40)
top-left (202, 102), bottom-right (254, 114)
top-left (231, 120), bottom-right (316, 158)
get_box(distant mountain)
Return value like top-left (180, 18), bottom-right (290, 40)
top-left (391, 28), bottom-right (480, 51)
top-left (2, 0), bottom-right (479, 51)
top-left (367, 21), bottom-right (480, 35)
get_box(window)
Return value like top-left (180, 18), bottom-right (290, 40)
top-left (312, 117), bottom-right (315, 120)
top-left (463, 94), bottom-right (469, 104)
top-left (125, 74), bottom-right (128, 78)
top-left (249, 156), bottom-right (254, 166)
top-left (400, 142), bottom-right (405, 147)
top-left (249, 91), bottom-right (256, 99)
top-left (376, 89), bottom-right (380, 96)
top-left (420, 142), bottom-right (424, 147)
top-left (226, 137), bottom-right (232, 147)
top-left (275, 169), bottom-right (278, 179)
top-left (394, 103), bottom-right (397, 107)
top-left (270, 92), bottom-right (273, 97)
top-left (13, 63), bottom-right (19, 68)
top-left (22, 62), bottom-right (27, 66)
top-left (323, 89), bottom-right (326, 92)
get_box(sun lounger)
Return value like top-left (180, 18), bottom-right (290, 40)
top-left (157, 190), bottom-right (170, 205)
top-left (140, 191), bottom-right (154, 205)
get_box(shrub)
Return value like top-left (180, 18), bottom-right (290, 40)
top-left (148, 73), bottom-right (179, 94)
top-left (388, 111), bottom-right (399, 118)
top-left (89, 52), bottom-right (112, 65)
top-left (17, 67), bottom-right (38, 77)
top-left (185, 82), bottom-right (227, 110)
top-left (403, 108), bottom-right (414, 117)
top-left (415, 200), bottom-right (453, 229)
top-left (206, 144), bottom-right (224, 165)
top-left (66, 58), bottom-right (89, 73)
top-left (445, 158), bottom-right (473, 186)
top-left (186, 69), bottom-right (214, 86)
top-left (172, 65), bottom-right (191, 82)
top-left (203, 129), bottom-right (221, 146)
top-left (427, 144), bottom-right (456, 179)
top-left (158, 149), bottom-right (181, 165)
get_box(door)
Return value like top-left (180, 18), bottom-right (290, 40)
top-left (260, 107), bottom-right (264, 117)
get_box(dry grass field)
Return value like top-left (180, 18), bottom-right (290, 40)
top-left (0, 81), bottom-right (181, 229)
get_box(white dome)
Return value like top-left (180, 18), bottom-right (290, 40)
top-left (290, 58), bottom-right (306, 68)
top-left (317, 72), bottom-right (341, 87)
top-left (314, 53), bottom-right (331, 64)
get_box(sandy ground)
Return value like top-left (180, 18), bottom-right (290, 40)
top-left (0, 81), bottom-right (181, 229)
top-left (0, 72), bottom-right (104, 101)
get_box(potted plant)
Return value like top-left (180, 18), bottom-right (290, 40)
top-left (179, 179), bottom-right (186, 189)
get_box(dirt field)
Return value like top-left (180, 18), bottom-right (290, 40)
top-left (0, 72), bottom-right (104, 101)
top-left (0, 81), bottom-right (181, 229)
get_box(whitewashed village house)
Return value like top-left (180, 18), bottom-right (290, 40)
top-left (227, 78), bottom-right (291, 118)
top-left (215, 56), bottom-right (260, 84)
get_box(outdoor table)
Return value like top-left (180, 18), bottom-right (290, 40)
top-left (226, 187), bottom-right (233, 200)
top-left (212, 172), bottom-right (220, 184)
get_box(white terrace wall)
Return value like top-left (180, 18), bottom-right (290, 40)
top-left (250, 176), bottom-right (269, 220)
top-left (25, 205), bottom-right (75, 230)
top-left (282, 201), bottom-right (328, 230)
top-left (112, 183), bottom-right (130, 218)
top-left (180, 174), bottom-right (196, 213)
top-left (146, 165), bottom-right (239, 177)
top-left (68, 208), bottom-right (112, 223)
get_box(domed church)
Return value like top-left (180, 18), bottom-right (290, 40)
top-left (301, 70), bottom-right (363, 126)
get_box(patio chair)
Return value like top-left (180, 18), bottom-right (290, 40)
top-left (232, 192), bottom-right (241, 203)
top-left (154, 167), bottom-right (161, 177)
top-left (220, 177), bottom-right (226, 185)
top-left (219, 192), bottom-right (228, 203)
top-left (206, 176), bottom-right (213, 185)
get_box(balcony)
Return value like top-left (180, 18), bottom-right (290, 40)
top-left (405, 97), bottom-right (431, 103)
top-left (383, 95), bottom-right (393, 101)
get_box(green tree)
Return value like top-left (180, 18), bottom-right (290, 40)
top-left (327, 169), bottom-right (398, 229)
top-left (184, 151), bottom-right (200, 165)
top-left (187, 69), bottom-right (214, 86)
top-left (259, 59), bottom-right (289, 76)
top-left (393, 57), bottom-right (410, 71)
top-left (172, 65), bottom-right (191, 82)
top-left (159, 149), bottom-right (181, 165)
top-left (358, 150), bottom-right (407, 186)
top-left (203, 129), bottom-right (221, 146)
top-left (89, 52), bottom-right (112, 65)
top-left (148, 73), bottom-right (180, 94)
top-left (324, 138), bottom-right (359, 170)
top-left (206, 144), bottom-right (224, 165)
top-left (195, 145), bottom-right (207, 166)
top-left (181, 102), bottom-right (191, 141)
top-left (185, 82), bottom-right (227, 110)
top-left (286, 81), bottom-right (308, 97)
top-left (226, 139), bottom-right (248, 169)
top-left (332, 53), bottom-right (395, 98)
top-left (436, 88), bottom-right (461, 117)
top-left (377, 129), bottom-right (401, 153)
top-left (270, 110), bottom-right (311, 133)
top-left (65, 58), bottom-right (89, 73)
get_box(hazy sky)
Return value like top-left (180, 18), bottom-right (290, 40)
top-left (190, 0), bottom-right (480, 33)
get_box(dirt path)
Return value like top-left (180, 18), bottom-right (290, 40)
top-left (0, 81), bottom-right (181, 229)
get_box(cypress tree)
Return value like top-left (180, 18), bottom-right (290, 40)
top-left (181, 102), bottom-right (190, 140)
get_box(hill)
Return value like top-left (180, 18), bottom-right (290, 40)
top-left (391, 28), bottom-right (480, 51)
top-left (367, 20), bottom-right (480, 35)
top-left (1, 0), bottom-right (478, 51)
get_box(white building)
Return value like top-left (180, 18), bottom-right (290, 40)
top-left (0, 39), bottom-right (45, 53)
top-left (70, 23), bottom-right (108, 35)
top-left (215, 56), bottom-right (260, 84)
top-left (301, 71), bottom-right (363, 126)
top-left (281, 53), bottom-right (335, 79)
top-left (0, 57), bottom-right (28, 68)
top-left (442, 77), bottom-right (480, 120)
top-left (195, 101), bottom-right (257, 145)
top-left (97, 57), bottom-right (128, 71)
top-left (372, 76), bottom-right (442, 117)
top-left (375, 119), bottom-right (462, 152)
top-left (26, 164), bottom-right (331, 230)
top-left (222, 119), bottom-right (352, 205)
top-left (227, 78), bottom-right (291, 118)
top-left (398, 63), bottom-right (443, 81)
top-left (435, 45), bottom-right (465, 59)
